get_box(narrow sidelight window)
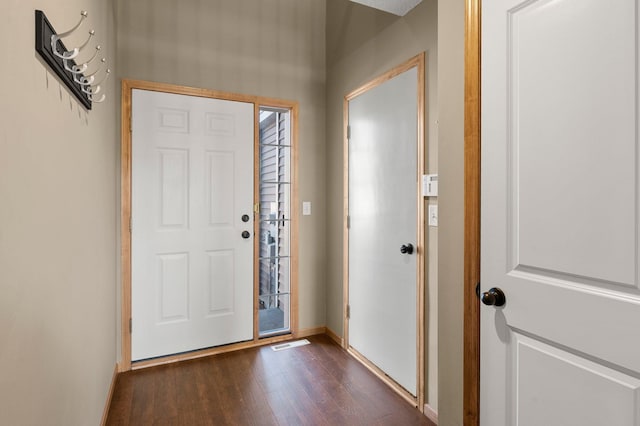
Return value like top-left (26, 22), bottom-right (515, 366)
top-left (258, 107), bottom-right (291, 336)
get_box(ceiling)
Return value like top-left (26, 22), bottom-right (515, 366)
top-left (349, 0), bottom-right (423, 16)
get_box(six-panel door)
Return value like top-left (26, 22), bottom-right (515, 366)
top-left (131, 89), bottom-right (254, 361)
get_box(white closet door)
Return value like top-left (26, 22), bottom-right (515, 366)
top-left (131, 89), bottom-right (254, 361)
top-left (348, 67), bottom-right (419, 396)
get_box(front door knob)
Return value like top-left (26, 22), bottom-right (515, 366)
top-left (241, 231), bottom-right (251, 239)
top-left (481, 287), bottom-right (506, 307)
top-left (400, 244), bottom-right (414, 255)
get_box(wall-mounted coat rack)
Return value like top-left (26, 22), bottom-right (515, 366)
top-left (35, 10), bottom-right (110, 110)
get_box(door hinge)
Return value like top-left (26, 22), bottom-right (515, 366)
top-left (129, 318), bottom-right (132, 333)
top-left (476, 282), bottom-right (481, 299)
top-left (346, 304), bottom-right (351, 319)
top-left (129, 217), bottom-right (132, 232)
top-left (129, 112), bottom-right (132, 133)
top-left (347, 125), bottom-right (351, 140)
top-left (347, 215), bottom-right (350, 229)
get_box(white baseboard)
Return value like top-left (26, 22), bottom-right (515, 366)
top-left (423, 403), bottom-right (438, 424)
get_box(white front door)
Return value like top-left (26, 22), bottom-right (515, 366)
top-left (481, 1), bottom-right (640, 424)
top-left (347, 65), bottom-right (420, 396)
top-left (131, 89), bottom-right (254, 361)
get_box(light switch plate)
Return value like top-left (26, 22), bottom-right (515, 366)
top-left (428, 205), bottom-right (438, 227)
top-left (303, 202), bottom-right (312, 216)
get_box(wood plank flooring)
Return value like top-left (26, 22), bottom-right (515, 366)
top-left (106, 334), bottom-right (435, 426)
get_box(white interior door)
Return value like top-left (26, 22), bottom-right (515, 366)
top-left (131, 89), bottom-right (254, 361)
top-left (481, 1), bottom-right (640, 425)
top-left (347, 67), bottom-right (419, 396)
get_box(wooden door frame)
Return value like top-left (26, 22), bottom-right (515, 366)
top-left (464, 0), bottom-right (481, 425)
top-left (119, 79), bottom-right (300, 371)
top-left (342, 53), bottom-right (426, 410)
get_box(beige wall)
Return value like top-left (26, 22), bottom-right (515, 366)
top-left (437, 1), bottom-right (465, 425)
top-left (115, 0), bottom-right (328, 333)
top-left (325, 0), bottom-right (439, 411)
top-left (0, 1), bottom-right (118, 424)
top-left (0, 2), bottom-right (466, 424)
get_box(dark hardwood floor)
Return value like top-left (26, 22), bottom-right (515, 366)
top-left (106, 334), bottom-right (435, 426)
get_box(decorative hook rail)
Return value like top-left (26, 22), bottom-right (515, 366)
top-left (35, 10), bottom-right (110, 110)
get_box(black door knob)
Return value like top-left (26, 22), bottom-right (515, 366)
top-left (241, 214), bottom-right (250, 223)
top-left (241, 231), bottom-right (251, 239)
top-left (400, 244), bottom-right (414, 255)
top-left (481, 287), bottom-right (506, 307)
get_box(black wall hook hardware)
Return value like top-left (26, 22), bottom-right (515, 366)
top-left (35, 10), bottom-right (92, 110)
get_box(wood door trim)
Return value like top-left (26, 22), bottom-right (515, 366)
top-left (120, 80), bottom-right (133, 371)
top-left (416, 52), bottom-right (426, 413)
top-left (343, 53), bottom-right (426, 409)
top-left (120, 79), bottom-right (299, 371)
top-left (253, 103), bottom-right (300, 342)
top-left (252, 102), bottom-right (261, 342)
top-left (464, 0), bottom-right (481, 425)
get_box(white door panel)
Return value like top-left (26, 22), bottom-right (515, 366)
top-left (512, 333), bottom-right (640, 426)
top-left (482, 0), bottom-right (640, 424)
top-left (348, 67), bottom-right (418, 396)
top-left (132, 89), bottom-right (254, 361)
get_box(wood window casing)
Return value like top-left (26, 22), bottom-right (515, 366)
top-left (258, 108), bottom-right (293, 336)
